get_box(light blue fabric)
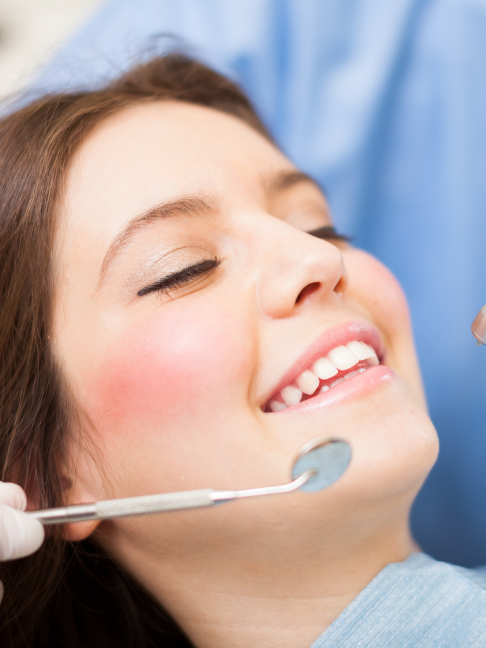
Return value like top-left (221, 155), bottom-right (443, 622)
top-left (312, 553), bottom-right (486, 647)
top-left (30, 0), bottom-right (486, 567)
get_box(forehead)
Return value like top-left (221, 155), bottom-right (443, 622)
top-left (59, 101), bottom-right (288, 245)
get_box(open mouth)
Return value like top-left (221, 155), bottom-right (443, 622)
top-left (264, 341), bottom-right (380, 412)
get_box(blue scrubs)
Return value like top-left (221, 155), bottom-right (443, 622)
top-left (32, 0), bottom-right (486, 567)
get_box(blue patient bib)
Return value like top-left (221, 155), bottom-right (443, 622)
top-left (312, 553), bottom-right (486, 647)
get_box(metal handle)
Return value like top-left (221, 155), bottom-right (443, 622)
top-left (29, 471), bottom-right (314, 526)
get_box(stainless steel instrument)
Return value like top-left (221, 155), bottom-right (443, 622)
top-left (29, 436), bottom-right (351, 525)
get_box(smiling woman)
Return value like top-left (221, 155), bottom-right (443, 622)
top-left (0, 53), bottom-right (482, 648)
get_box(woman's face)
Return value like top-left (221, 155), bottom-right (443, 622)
top-left (53, 101), bottom-right (438, 554)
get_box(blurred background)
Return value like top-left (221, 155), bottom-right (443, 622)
top-left (0, 0), bottom-right (101, 98)
top-left (1, 0), bottom-right (485, 569)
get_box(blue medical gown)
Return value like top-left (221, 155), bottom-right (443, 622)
top-left (32, 0), bottom-right (486, 567)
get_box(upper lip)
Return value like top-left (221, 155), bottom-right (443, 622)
top-left (261, 320), bottom-right (385, 408)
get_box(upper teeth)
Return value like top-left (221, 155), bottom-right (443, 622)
top-left (269, 341), bottom-right (378, 411)
top-left (296, 370), bottom-right (320, 395)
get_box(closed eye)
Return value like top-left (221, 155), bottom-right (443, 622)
top-left (137, 226), bottom-right (346, 297)
top-left (138, 257), bottom-right (221, 297)
top-left (306, 226), bottom-right (351, 242)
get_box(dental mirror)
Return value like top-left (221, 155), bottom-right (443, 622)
top-left (292, 437), bottom-right (351, 492)
top-left (29, 436), bottom-right (351, 525)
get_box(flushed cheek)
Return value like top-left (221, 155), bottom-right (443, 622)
top-left (81, 305), bottom-right (254, 434)
top-left (344, 249), bottom-right (426, 407)
top-left (345, 249), bottom-right (411, 330)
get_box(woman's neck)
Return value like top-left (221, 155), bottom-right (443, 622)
top-left (99, 513), bottom-right (416, 648)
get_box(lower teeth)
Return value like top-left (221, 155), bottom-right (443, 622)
top-left (322, 365), bottom-right (368, 391)
top-left (330, 377), bottom-right (345, 388)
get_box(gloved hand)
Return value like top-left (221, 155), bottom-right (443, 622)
top-left (0, 481), bottom-right (45, 604)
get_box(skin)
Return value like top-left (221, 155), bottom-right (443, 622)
top-left (52, 101), bottom-right (439, 648)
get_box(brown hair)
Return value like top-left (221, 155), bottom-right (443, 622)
top-left (0, 53), bottom-right (271, 647)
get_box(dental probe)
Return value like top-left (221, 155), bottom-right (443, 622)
top-left (472, 304), bottom-right (486, 346)
top-left (28, 436), bottom-right (351, 526)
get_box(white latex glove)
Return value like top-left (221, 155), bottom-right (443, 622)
top-left (0, 481), bottom-right (45, 604)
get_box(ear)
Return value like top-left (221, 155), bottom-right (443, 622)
top-left (64, 518), bottom-right (101, 542)
top-left (61, 476), bottom-right (102, 542)
top-left (13, 450), bottom-right (103, 541)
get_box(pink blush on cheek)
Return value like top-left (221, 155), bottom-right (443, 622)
top-left (83, 308), bottom-right (251, 433)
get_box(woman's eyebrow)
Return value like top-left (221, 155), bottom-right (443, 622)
top-left (266, 169), bottom-right (326, 196)
top-left (97, 172), bottom-right (321, 289)
top-left (98, 195), bottom-right (218, 288)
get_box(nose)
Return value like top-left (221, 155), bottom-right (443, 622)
top-left (256, 223), bottom-right (348, 319)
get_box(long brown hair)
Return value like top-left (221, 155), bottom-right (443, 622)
top-left (0, 53), bottom-right (271, 647)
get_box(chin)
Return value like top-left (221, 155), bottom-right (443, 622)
top-left (337, 383), bottom-right (438, 508)
top-left (268, 365), bottom-right (439, 516)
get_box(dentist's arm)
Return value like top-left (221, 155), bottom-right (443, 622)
top-left (0, 481), bottom-right (45, 604)
top-left (472, 305), bottom-right (486, 345)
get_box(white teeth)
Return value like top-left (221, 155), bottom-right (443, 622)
top-left (269, 400), bottom-right (288, 412)
top-left (268, 340), bottom-right (380, 411)
top-left (346, 340), bottom-right (373, 360)
top-left (312, 357), bottom-right (338, 379)
top-left (366, 344), bottom-right (379, 365)
top-left (296, 369), bottom-right (320, 395)
top-left (327, 345), bottom-right (360, 371)
top-left (280, 385), bottom-right (303, 407)
top-left (330, 377), bottom-right (345, 388)
top-left (367, 343), bottom-right (378, 357)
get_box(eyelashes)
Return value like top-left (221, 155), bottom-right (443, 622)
top-left (305, 226), bottom-right (351, 242)
top-left (137, 226), bottom-right (349, 297)
top-left (137, 257), bottom-right (221, 296)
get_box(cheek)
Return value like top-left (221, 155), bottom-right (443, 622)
top-left (344, 248), bottom-right (427, 408)
top-left (81, 302), bottom-right (253, 434)
top-left (344, 249), bottom-right (411, 335)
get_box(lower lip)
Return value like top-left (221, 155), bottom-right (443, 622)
top-left (272, 365), bottom-right (394, 415)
